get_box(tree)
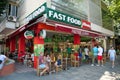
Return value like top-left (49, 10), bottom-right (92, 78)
top-left (102, 0), bottom-right (120, 36)
top-left (103, 0), bottom-right (120, 23)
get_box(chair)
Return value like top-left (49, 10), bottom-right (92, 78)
top-left (49, 54), bottom-right (56, 73)
top-left (37, 56), bottom-right (49, 76)
top-left (55, 54), bottom-right (63, 73)
top-left (62, 54), bottom-right (71, 70)
top-left (102, 53), bottom-right (106, 64)
top-left (71, 54), bottom-right (79, 67)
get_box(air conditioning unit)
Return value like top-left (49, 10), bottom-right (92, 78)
top-left (7, 16), bottom-right (17, 22)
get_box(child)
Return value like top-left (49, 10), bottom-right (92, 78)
top-left (55, 54), bottom-right (62, 72)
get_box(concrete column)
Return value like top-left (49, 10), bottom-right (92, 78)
top-left (103, 38), bottom-right (107, 53)
top-left (33, 37), bottom-right (44, 69)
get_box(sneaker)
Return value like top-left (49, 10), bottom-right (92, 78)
top-left (96, 64), bottom-right (100, 66)
top-left (91, 64), bottom-right (94, 66)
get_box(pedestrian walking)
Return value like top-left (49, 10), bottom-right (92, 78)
top-left (108, 46), bottom-right (117, 68)
top-left (91, 44), bottom-right (98, 66)
top-left (84, 46), bottom-right (89, 63)
top-left (97, 45), bottom-right (104, 66)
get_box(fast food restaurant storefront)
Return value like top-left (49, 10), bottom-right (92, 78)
top-left (7, 3), bottom-right (103, 69)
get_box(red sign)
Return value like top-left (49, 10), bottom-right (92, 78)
top-left (55, 24), bottom-right (102, 37)
top-left (81, 20), bottom-right (91, 30)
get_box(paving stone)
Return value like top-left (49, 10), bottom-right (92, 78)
top-left (1, 55), bottom-right (120, 80)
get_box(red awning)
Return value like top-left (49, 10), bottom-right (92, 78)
top-left (55, 24), bottom-right (103, 37)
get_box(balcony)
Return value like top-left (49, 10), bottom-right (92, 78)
top-left (0, 17), bottom-right (16, 35)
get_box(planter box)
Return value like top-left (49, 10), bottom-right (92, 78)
top-left (0, 59), bottom-right (15, 77)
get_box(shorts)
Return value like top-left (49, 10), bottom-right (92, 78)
top-left (85, 55), bottom-right (89, 60)
top-left (0, 63), bottom-right (4, 70)
top-left (98, 55), bottom-right (102, 60)
top-left (79, 53), bottom-right (82, 58)
top-left (39, 64), bottom-right (46, 69)
top-left (110, 57), bottom-right (115, 61)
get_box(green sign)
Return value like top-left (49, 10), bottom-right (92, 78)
top-left (26, 2), bottom-right (82, 27)
top-left (47, 8), bottom-right (82, 27)
top-left (26, 3), bottom-right (46, 22)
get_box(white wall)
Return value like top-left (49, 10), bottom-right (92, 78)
top-left (91, 23), bottom-right (114, 36)
top-left (88, 0), bottom-right (102, 26)
top-left (18, 0), bottom-right (46, 26)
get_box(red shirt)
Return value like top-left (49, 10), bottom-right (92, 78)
top-left (74, 52), bottom-right (79, 61)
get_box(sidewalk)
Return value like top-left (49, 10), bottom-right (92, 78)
top-left (1, 56), bottom-right (120, 80)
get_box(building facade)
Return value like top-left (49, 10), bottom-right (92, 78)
top-left (0, 0), bottom-right (114, 68)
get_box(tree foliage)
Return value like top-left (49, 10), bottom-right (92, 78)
top-left (104, 0), bottom-right (120, 23)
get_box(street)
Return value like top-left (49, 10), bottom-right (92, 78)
top-left (1, 56), bottom-right (120, 80)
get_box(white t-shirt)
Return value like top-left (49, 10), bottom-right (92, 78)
top-left (108, 49), bottom-right (116, 57)
top-left (98, 47), bottom-right (103, 56)
top-left (0, 55), bottom-right (6, 62)
top-left (84, 48), bottom-right (89, 55)
top-left (0, 54), bottom-right (7, 69)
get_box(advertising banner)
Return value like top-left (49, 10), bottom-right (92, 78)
top-left (34, 44), bottom-right (44, 56)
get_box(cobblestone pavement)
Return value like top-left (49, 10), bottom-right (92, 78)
top-left (1, 56), bottom-right (120, 80)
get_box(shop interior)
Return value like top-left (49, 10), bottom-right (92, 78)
top-left (43, 31), bottom-right (93, 57)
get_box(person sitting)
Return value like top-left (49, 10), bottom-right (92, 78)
top-left (0, 52), bottom-right (8, 72)
top-left (38, 53), bottom-right (49, 76)
top-left (74, 50), bottom-right (79, 61)
top-left (55, 54), bottom-right (62, 72)
top-left (31, 53), bottom-right (34, 67)
top-left (50, 53), bottom-right (56, 72)
top-left (46, 54), bottom-right (51, 63)
top-left (26, 53), bottom-right (32, 67)
top-left (18, 51), bottom-right (25, 64)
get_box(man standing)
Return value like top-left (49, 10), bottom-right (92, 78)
top-left (84, 46), bottom-right (89, 62)
top-left (91, 44), bottom-right (98, 66)
top-left (108, 46), bottom-right (116, 68)
top-left (97, 45), bottom-right (104, 66)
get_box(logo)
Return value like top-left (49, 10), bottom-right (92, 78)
top-left (24, 30), bottom-right (34, 39)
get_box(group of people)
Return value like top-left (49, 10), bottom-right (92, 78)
top-left (0, 43), bottom-right (118, 76)
top-left (91, 44), bottom-right (117, 68)
top-left (18, 51), bottom-right (34, 67)
top-left (38, 52), bottom-right (62, 76)
top-left (71, 44), bottom-right (117, 68)
top-left (5, 50), bottom-right (34, 67)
